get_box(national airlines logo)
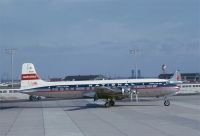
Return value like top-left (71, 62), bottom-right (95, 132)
top-left (21, 74), bottom-right (39, 80)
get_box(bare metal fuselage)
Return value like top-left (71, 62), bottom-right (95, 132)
top-left (24, 86), bottom-right (178, 99)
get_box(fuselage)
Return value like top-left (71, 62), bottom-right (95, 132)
top-left (0, 89), bottom-right (29, 100)
top-left (21, 78), bottom-right (180, 99)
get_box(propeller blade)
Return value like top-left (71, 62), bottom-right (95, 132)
top-left (135, 92), bottom-right (138, 103)
top-left (130, 91), bottom-right (133, 101)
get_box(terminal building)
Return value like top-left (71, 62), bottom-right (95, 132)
top-left (50, 75), bottom-right (107, 82)
top-left (63, 75), bottom-right (107, 81)
top-left (159, 73), bottom-right (200, 83)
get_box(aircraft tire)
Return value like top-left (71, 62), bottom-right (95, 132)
top-left (29, 95), bottom-right (41, 101)
top-left (110, 100), bottom-right (115, 106)
top-left (29, 95), bottom-right (34, 101)
top-left (164, 100), bottom-right (170, 106)
top-left (37, 96), bottom-right (42, 100)
top-left (104, 102), bottom-right (110, 107)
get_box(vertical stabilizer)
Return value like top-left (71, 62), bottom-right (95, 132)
top-left (169, 70), bottom-right (182, 84)
top-left (21, 63), bottom-right (45, 88)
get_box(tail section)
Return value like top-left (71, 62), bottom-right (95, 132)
top-left (169, 70), bottom-right (182, 84)
top-left (21, 63), bottom-right (46, 88)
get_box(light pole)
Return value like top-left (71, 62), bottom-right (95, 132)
top-left (130, 49), bottom-right (138, 79)
top-left (5, 48), bottom-right (16, 88)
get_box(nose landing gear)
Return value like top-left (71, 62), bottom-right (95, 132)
top-left (29, 95), bottom-right (41, 101)
top-left (104, 99), bottom-right (115, 107)
top-left (164, 97), bottom-right (170, 106)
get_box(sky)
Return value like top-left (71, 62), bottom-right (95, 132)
top-left (0, 0), bottom-right (199, 80)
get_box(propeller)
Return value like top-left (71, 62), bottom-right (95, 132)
top-left (121, 87), bottom-right (134, 102)
top-left (129, 89), bottom-right (139, 103)
top-left (130, 90), bottom-right (133, 101)
top-left (135, 90), bottom-right (139, 103)
top-left (93, 93), bottom-right (98, 101)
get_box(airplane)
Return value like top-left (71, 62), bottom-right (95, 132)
top-left (169, 70), bottom-right (183, 84)
top-left (159, 71), bottom-right (200, 94)
top-left (169, 72), bottom-right (200, 94)
top-left (17, 63), bottom-right (180, 107)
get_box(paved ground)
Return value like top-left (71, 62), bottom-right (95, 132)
top-left (0, 95), bottom-right (199, 136)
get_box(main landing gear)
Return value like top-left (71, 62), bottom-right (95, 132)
top-left (104, 99), bottom-right (115, 107)
top-left (164, 97), bottom-right (170, 106)
top-left (29, 95), bottom-right (41, 101)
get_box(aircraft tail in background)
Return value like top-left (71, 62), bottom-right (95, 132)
top-left (169, 70), bottom-right (182, 84)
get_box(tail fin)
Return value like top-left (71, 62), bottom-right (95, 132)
top-left (21, 63), bottom-right (46, 88)
top-left (169, 70), bottom-right (182, 84)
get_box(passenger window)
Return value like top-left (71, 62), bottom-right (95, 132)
top-left (3, 90), bottom-right (7, 93)
top-left (0, 91), bottom-right (2, 93)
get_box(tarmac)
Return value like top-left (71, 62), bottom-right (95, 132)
top-left (0, 95), bottom-right (199, 136)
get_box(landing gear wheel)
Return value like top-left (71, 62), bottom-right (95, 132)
top-left (164, 99), bottom-right (170, 106)
top-left (110, 100), bottom-right (115, 106)
top-left (37, 96), bottom-right (41, 100)
top-left (104, 102), bottom-right (110, 107)
top-left (29, 95), bottom-right (41, 101)
top-left (29, 95), bottom-right (34, 101)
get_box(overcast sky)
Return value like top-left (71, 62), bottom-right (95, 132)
top-left (0, 0), bottom-right (199, 80)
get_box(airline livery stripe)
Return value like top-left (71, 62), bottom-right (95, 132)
top-left (21, 74), bottom-right (39, 80)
